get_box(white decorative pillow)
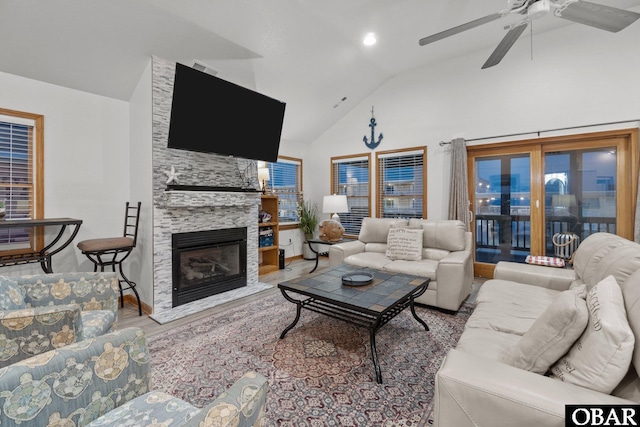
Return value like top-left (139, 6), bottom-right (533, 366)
top-left (503, 285), bottom-right (588, 374)
top-left (386, 227), bottom-right (423, 261)
top-left (550, 275), bottom-right (635, 393)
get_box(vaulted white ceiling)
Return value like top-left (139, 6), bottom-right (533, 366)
top-left (2, 0), bottom-right (639, 146)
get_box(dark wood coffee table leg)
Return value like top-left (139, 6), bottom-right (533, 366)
top-left (279, 288), bottom-right (303, 339)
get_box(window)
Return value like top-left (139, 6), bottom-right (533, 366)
top-left (331, 154), bottom-right (371, 236)
top-left (0, 108), bottom-right (44, 253)
top-left (264, 156), bottom-right (301, 228)
top-left (376, 147), bottom-right (427, 219)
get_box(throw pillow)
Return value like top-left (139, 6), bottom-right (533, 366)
top-left (550, 275), bottom-right (635, 394)
top-left (386, 227), bottom-right (423, 261)
top-left (0, 276), bottom-right (26, 311)
top-left (503, 285), bottom-right (588, 374)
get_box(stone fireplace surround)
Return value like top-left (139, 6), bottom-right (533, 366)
top-left (150, 56), bottom-right (272, 324)
top-left (150, 190), bottom-right (269, 324)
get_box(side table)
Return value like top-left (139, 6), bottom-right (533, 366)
top-left (305, 237), bottom-right (353, 273)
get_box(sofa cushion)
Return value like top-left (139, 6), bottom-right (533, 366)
top-left (409, 219), bottom-right (466, 252)
top-left (386, 227), bottom-right (423, 261)
top-left (550, 275), bottom-right (634, 394)
top-left (0, 277), bottom-right (25, 310)
top-left (455, 327), bottom-right (521, 361)
top-left (344, 252), bottom-right (394, 270)
top-left (80, 309), bottom-right (117, 340)
top-left (468, 280), bottom-right (560, 335)
top-left (358, 217), bottom-right (408, 244)
top-left (503, 285), bottom-right (588, 374)
top-left (382, 258), bottom-right (438, 279)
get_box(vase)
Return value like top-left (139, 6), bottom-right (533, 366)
top-left (304, 233), bottom-right (313, 242)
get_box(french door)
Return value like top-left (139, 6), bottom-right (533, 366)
top-left (468, 129), bottom-right (638, 278)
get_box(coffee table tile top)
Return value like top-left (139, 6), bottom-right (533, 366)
top-left (279, 264), bottom-right (428, 313)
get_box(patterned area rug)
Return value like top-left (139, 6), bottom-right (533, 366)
top-left (148, 291), bottom-right (474, 426)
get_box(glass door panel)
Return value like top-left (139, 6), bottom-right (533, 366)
top-left (474, 154), bottom-right (531, 264)
top-left (544, 147), bottom-right (617, 257)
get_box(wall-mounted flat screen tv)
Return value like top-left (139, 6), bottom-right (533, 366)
top-left (168, 62), bottom-right (286, 163)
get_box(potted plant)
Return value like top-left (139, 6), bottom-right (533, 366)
top-left (299, 198), bottom-right (319, 241)
top-left (0, 201), bottom-right (5, 220)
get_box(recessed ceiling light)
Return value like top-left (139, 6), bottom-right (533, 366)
top-left (363, 32), bottom-right (377, 46)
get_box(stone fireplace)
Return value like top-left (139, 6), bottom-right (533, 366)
top-left (150, 190), bottom-right (265, 324)
top-left (150, 56), bottom-right (271, 325)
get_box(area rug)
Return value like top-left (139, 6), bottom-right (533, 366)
top-left (148, 291), bottom-right (474, 426)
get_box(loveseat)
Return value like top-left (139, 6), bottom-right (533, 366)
top-left (434, 232), bottom-right (640, 426)
top-left (0, 327), bottom-right (268, 426)
top-left (0, 272), bottom-right (119, 367)
top-left (329, 217), bottom-right (473, 311)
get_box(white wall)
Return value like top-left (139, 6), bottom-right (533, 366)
top-left (302, 17), bottom-right (640, 224)
top-left (129, 59), bottom-right (154, 307)
top-left (0, 71), bottom-right (130, 276)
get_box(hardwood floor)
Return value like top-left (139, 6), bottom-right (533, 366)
top-left (117, 256), bottom-right (327, 338)
top-left (118, 256), bottom-right (485, 339)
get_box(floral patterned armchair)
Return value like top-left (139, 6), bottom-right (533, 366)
top-left (0, 327), bottom-right (268, 427)
top-left (0, 272), bottom-right (119, 368)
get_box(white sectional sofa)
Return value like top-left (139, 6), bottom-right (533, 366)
top-left (434, 232), bottom-right (640, 426)
top-left (328, 217), bottom-right (473, 311)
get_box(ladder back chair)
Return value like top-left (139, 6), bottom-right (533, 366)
top-left (77, 201), bottom-right (142, 316)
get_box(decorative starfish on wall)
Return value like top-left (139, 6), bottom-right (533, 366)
top-left (164, 166), bottom-right (182, 184)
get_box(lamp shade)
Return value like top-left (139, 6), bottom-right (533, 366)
top-left (258, 167), bottom-right (270, 181)
top-left (323, 194), bottom-right (349, 222)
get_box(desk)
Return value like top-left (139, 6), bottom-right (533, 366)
top-left (306, 237), bottom-right (353, 273)
top-left (0, 218), bottom-right (82, 273)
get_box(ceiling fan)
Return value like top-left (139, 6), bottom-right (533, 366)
top-left (418, 0), bottom-right (640, 69)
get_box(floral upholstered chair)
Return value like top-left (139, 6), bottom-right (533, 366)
top-left (0, 327), bottom-right (268, 427)
top-left (0, 272), bottom-right (119, 368)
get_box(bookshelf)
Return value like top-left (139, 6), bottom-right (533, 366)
top-left (258, 195), bottom-right (279, 275)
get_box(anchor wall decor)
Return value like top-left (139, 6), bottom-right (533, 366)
top-left (363, 106), bottom-right (383, 150)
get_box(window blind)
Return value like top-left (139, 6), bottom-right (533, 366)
top-left (0, 119), bottom-right (34, 249)
top-left (331, 155), bottom-right (370, 236)
top-left (267, 157), bottom-right (301, 224)
top-left (376, 148), bottom-right (427, 219)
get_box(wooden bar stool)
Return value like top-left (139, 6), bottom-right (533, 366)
top-left (77, 202), bottom-right (142, 316)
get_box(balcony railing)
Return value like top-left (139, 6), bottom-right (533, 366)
top-left (475, 214), bottom-right (616, 262)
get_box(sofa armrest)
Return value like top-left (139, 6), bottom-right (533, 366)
top-left (435, 349), bottom-right (633, 427)
top-left (0, 327), bottom-right (150, 426)
top-left (0, 303), bottom-right (82, 367)
top-left (494, 261), bottom-right (576, 291)
top-left (434, 250), bottom-right (474, 311)
top-left (328, 240), bottom-right (365, 266)
top-left (183, 371), bottom-right (268, 427)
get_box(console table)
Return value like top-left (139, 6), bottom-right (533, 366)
top-left (0, 218), bottom-right (82, 273)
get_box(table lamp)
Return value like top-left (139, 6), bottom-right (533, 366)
top-left (322, 194), bottom-right (349, 223)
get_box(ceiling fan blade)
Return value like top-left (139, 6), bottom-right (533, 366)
top-left (482, 21), bottom-right (529, 69)
top-left (419, 12), bottom-right (504, 46)
top-left (557, 0), bottom-right (640, 32)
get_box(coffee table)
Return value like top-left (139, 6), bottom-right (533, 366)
top-left (278, 264), bottom-right (430, 383)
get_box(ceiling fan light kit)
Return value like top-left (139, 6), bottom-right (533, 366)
top-left (419, 0), bottom-right (640, 69)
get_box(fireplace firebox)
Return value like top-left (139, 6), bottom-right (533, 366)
top-left (172, 227), bottom-right (247, 307)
